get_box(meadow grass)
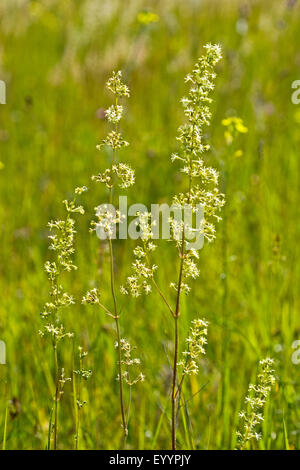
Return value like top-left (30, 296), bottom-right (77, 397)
top-left (0, 0), bottom-right (300, 450)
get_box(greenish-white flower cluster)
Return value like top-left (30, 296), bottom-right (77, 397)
top-left (73, 346), bottom-right (92, 449)
top-left (178, 318), bottom-right (208, 375)
top-left (170, 249), bottom-right (200, 295)
top-left (40, 189), bottom-right (86, 345)
top-left (74, 347), bottom-right (92, 409)
top-left (93, 71), bottom-right (130, 156)
top-left (58, 368), bottom-right (71, 401)
top-left (115, 338), bottom-right (145, 386)
top-left (121, 212), bottom-right (157, 297)
top-left (171, 43), bottom-right (225, 247)
top-left (97, 130), bottom-right (129, 151)
top-left (106, 70), bottom-right (130, 98)
top-left (91, 71), bottom-right (135, 237)
top-left (236, 358), bottom-right (276, 450)
top-left (92, 163), bottom-right (135, 189)
top-left (90, 206), bottom-right (124, 239)
top-left (82, 288), bottom-right (100, 305)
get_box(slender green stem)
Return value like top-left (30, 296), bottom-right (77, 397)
top-left (108, 238), bottom-right (127, 437)
top-left (172, 243), bottom-right (185, 450)
top-left (171, 315), bottom-right (179, 450)
top-left (175, 371), bottom-right (186, 400)
top-left (47, 407), bottom-right (53, 450)
top-left (75, 355), bottom-right (82, 450)
top-left (2, 394), bottom-right (8, 450)
top-left (53, 344), bottom-right (59, 450)
top-left (144, 247), bottom-right (175, 318)
top-left (171, 153), bottom-right (193, 449)
top-left (105, 95), bottom-right (127, 439)
top-left (115, 317), bottom-right (127, 437)
top-left (152, 279), bottom-right (175, 318)
top-left (72, 368), bottom-right (78, 450)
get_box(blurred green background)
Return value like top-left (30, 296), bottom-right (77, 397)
top-left (0, 0), bottom-right (300, 450)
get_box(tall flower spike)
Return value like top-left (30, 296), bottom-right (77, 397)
top-left (171, 43), bottom-right (224, 245)
top-left (236, 358), bottom-right (276, 450)
top-left (87, 71), bottom-right (143, 439)
top-left (125, 45), bottom-right (225, 299)
top-left (40, 187), bottom-right (86, 450)
top-left (122, 46), bottom-right (224, 450)
top-left (169, 44), bottom-right (223, 450)
top-left (92, 71), bottom-right (134, 193)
